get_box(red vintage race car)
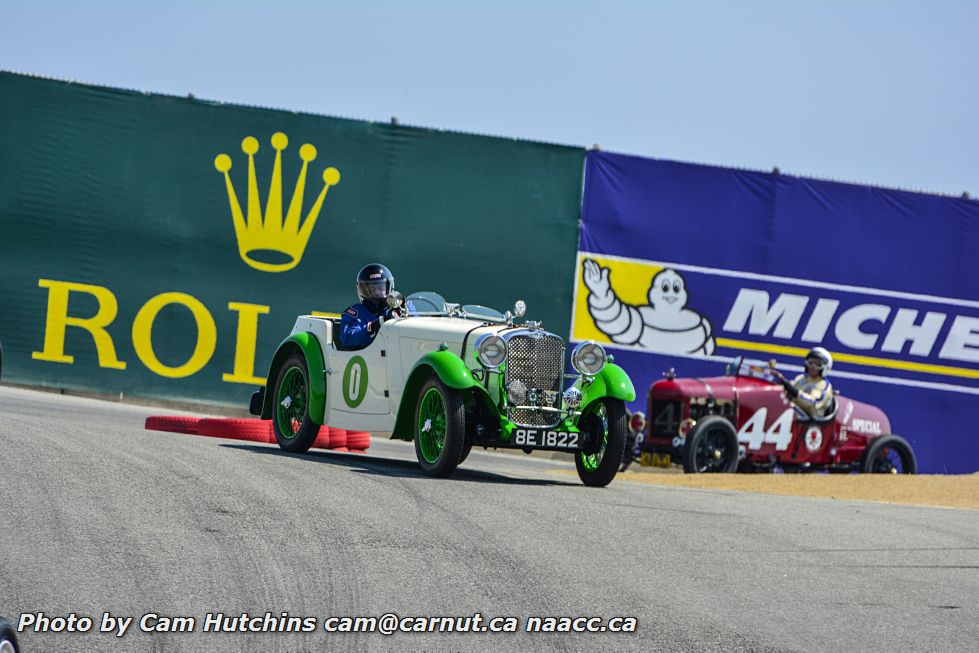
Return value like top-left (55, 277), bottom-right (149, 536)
top-left (623, 358), bottom-right (916, 474)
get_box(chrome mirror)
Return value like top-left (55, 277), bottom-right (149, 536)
top-left (387, 290), bottom-right (405, 309)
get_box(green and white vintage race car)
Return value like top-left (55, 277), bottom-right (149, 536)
top-left (250, 291), bottom-right (636, 486)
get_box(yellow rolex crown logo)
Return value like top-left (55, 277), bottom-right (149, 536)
top-left (214, 132), bottom-right (340, 273)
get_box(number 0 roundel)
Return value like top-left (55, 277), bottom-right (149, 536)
top-left (342, 356), bottom-right (369, 408)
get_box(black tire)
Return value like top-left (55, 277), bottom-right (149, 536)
top-left (271, 353), bottom-right (321, 453)
top-left (620, 429), bottom-right (641, 472)
top-left (0, 617), bottom-right (19, 653)
top-left (458, 441), bottom-right (474, 465)
top-left (683, 416), bottom-right (739, 473)
top-left (861, 435), bottom-right (917, 474)
top-left (413, 377), bottom-right (466, 477)
top-left (575, 398), bottom-right (628, 487)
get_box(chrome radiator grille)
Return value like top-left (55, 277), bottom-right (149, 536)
top-left (506, 333), bottom-right (565, 427)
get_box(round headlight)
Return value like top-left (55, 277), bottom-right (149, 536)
top-left (572, 341), bottom-right (607, 376)
top-left (514, 300), bottom-right (527, 318)
top-left (506, 379), bottom-right (527, 405)
top-left (477, 335), bottom-right (507, 369)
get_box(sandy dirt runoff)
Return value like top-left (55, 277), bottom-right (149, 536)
top-left (609, 468), bottom-right (979, 510)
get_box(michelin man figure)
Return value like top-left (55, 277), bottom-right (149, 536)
top-left (582, 258), bottom-right (715, 355)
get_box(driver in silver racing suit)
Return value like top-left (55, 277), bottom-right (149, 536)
top-left (771, 347), bottom-right (835, 418)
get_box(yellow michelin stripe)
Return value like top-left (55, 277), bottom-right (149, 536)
top-left (716, 338), bottom-right (979, 380)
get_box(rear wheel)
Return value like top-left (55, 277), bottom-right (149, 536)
top-left (575, 398), bottom-right (628, 487)
top-left (683, 416), bottom-right (739, 473)
top-left (414, 377), bottom-right (466, 477)
top-left (861, 435), bottom-right (916, 474)
top-left (272, 353), bottom-right (321, 453)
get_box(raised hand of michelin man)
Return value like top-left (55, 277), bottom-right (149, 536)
top-left (582, 258), bottom-right (612, 302)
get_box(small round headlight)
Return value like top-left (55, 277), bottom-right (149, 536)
top-left (477, 335), bottom-right (507, 369)
top-left (572, 341), bottom-right (607, 376)
top-left (507, 379), bottom-right (527, 405)
top-left (514, 300), bottom-right (527, 318)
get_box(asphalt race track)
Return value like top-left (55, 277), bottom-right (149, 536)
top-left (1, 385), bottom-right (976, 652)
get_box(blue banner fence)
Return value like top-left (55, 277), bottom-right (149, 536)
top-left (571, 152), bottom-right (979, 473)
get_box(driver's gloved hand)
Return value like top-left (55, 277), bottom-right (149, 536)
top-left (776, 375), bottom-right (798, 397)
top-left (367, 318), bottom-right (381, 335)
top-left (783, 383), bottom-right (799, 399)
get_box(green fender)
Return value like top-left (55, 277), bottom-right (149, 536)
top-left (579, 362), bottom-right (636, 407)
top-left (391, 350), bottom-right (494, 440)
top-left (260, 332), bottom-right (326, 424)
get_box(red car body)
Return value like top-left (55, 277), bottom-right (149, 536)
top-left (631, 362), bottom-right (915, 473)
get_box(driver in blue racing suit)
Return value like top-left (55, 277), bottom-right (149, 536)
top-left (339, 263), bottom-right (404, 350)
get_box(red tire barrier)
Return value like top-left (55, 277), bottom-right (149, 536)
top-left (312, 426), bottom-right (333, 449)
top-left (346, 430), bottom-right (370, 450)
top-left (145, 416), bottom-right (352, 451)
top-left (197, 418), bottom-right (274, 444)
top-left (144, 415), bottom-right (202, 434)
top-left (328, 427), bottom-right (348, 450)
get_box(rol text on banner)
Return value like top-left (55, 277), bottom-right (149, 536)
top-left (0, 73), bottom-right (583, 406)
top-left (571, 152), bottom-right (979, 473)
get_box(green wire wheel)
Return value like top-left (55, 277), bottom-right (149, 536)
top-left (272, 353), bottom-right (321, 453)
top-left (575, 397), bottom-right (627, 487)
top-left (413, 376), bottom-right (466, 478)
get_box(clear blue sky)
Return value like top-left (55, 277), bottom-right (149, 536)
top-left (3, 0), bottom-right (977, 196)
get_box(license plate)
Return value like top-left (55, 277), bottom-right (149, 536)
top-left (513, 428), bottom-right (580, 450)
top-left (640, 452), bottom-right (672, 467)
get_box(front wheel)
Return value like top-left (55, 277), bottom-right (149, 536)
top-left (414, 377), bottom-right (466, 477)
top-left (458, 441), bottom-right (474, 465)
top-left (0, 617), bottom-right (20, 653)
top-left (620, 427), bottom-right (643, 472)
top-left (272, 353), bottom-right (321, 453)
top-left (861, 435), bottom-right (916, 474)
top-left (575, 398), bottom-right (628, 487)
top-left (682, 416), bottom-right (739, 473)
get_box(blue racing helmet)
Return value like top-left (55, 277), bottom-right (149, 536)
top-left (356, 263), bottom-right (394, 313)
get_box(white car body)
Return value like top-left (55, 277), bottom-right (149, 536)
top-left (291, 313), bottom-right (505, 431)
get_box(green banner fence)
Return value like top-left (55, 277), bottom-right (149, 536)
top-left (0, 72), bottom-right (585, 406)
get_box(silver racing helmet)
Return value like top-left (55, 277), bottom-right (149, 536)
top-left (805, 347), bottom-right (833, 376)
